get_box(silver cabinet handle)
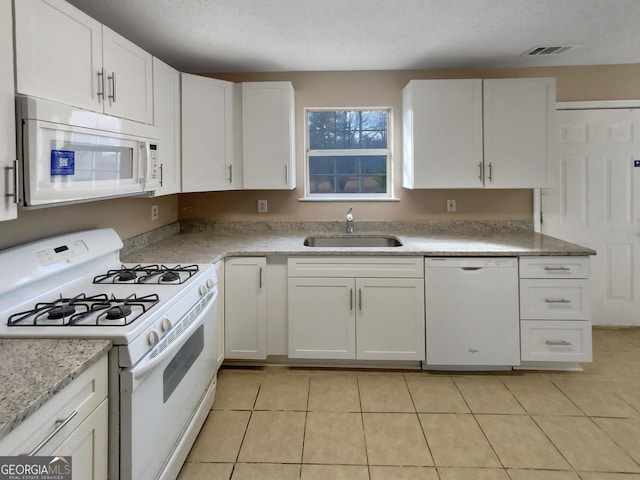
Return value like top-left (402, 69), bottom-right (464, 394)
top-left (544, 298), bottom-right (571, 304)
top-left (6, 160), bottom-right (19, 204)
top-left (108, 71), bottom-right (117, 102)
top-left (228, 165), bottom-right (233, 183)
top-left (97, 69), bottom-right (105, 99)
top-left (487, 162), bottom-right (493, 182)
top-left (28, 410), bottom-right (78, 455)
top-left (478, 162), bottom-right (483, 182)
top-left (358, 289), bottom-right (362, 311)
top-left (349, 288), bottom-right (353, 311)
top-left (545, 340), bottom-right (572, 346)
top-left (258, 267), bottom-right (263, 289)
top-left (284, 164), bottom-right (288, 184)
top-left (159, 163), bottom-right (164, 187)
top-left (544, 266), bottom-right (571, 271)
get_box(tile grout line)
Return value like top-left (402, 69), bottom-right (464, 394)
top-left (403, 372), bottom-right (437, 472)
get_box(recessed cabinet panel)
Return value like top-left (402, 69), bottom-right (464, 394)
top-left (520, 279), bottom-right (590, 320)
top-left (403, 79), bottom-right (483, 188)
top-left (242, 82), bottom-right (295, 190)
top-left (288, 278), bottom-right (356, 359)
top-left (182, 74), bottom-right (240, 192)
top-left (15, 0), bottom-right (103, 112)
top-left (521, 320), bottom-right (592, 362)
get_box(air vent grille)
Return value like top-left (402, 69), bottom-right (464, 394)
top-left (523, 45), bottom-right (574, 56)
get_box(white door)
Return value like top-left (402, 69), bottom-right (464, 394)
top-left (151, 58), bottom-right (181, 196)
top-left (225, 257), bottom-right (267, 359)
top-left (14, 0), bottom-right (103, 113)
top-left (0, 0), bottom-right (17, 221)
top-left (181, 74), bottom-right (238, 191)
top-left (288, 277), bottom-right (356, 359)
top-left (102, 27), bottom-right (154, 124)
top-left (356, 278), bottom-right (425, 361)
top-left (483, 78), bottom-right (555, 188)
top-left (542, 108), bottom-right (640, 325)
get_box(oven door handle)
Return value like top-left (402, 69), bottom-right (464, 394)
top-left (127, 287), bottom-right (217, 385)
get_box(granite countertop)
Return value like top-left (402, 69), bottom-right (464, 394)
top-left (121, 221), bottom-right (596, 264)
top-left (0, 339), bottom-right (111, 441)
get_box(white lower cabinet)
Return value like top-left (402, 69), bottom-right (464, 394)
top-left (518, 256), bottom-right (592, 367)
top-left (0, 355), bottom-right (108, 479)
top-left (224, 257), bottom-right (267, 359)
top-left (287, 257), bottom-right (425, 361)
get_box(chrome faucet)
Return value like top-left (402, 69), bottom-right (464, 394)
top-left (346, 207), bottom-right (354, 234)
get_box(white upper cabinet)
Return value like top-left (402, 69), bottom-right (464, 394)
top-left (402, 77), bottom-right (555, 189)
top-left (181, 74), bottom-right (242, 192)
top-left (242, 82), bottom-right (296, 190)
top-left (1, 0), bottom-right (17, 221)
top-left (14, 0), bottom-right (153, 124)
top-left (151, 58), bottom-right (181, 196)
top-left (101, 26), bottom-right (154, 123)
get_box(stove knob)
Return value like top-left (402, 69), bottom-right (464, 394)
top-left (199, 284), bottom-right (208, 296)
top-left (147, 330), bottom-right (160, 346)
top-left (206, 278), bottom-right (214, 289)
top-left (160, 318), bottom-right (172, 333)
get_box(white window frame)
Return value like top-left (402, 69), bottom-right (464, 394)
top-left (303, 107), bottom-right (393, 201)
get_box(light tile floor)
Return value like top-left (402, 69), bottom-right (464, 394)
top-left (178, 327), bottom-right (640, 480)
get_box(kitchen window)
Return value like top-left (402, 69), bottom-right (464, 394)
top-left (305, 108), bottom-right (392, 200)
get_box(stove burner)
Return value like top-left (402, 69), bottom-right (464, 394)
top-left (117, 271), bottom-right (137, 282)
top-left (93, 264), bottom-right (199, 285)
top-left (160, 271), bottom-right (180, 283)
top-left (106, 305), bottom-right (132, 320)
top-left (48, 304), bottom-right (76, 320)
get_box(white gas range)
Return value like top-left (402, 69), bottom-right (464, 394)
top-left (0, 229), bottom-right (220, 480)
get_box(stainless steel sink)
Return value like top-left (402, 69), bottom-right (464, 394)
top-left (303, 235), bottom-right (403, 248)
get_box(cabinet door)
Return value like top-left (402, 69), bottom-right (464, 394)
top-left (40, 400), bottom-right (109, 480)
top-left (14, 0), bottom-right (103, 112)
top-left (102, 26), bottom-right (154, 124)
top-left (214, 260), bottom-right (225, 368)
top-left (225, 257), bottom-right (267, 360)
top-left (182, 75), bottom-right (240, 191)
top-left (288, 277), bottom-right (356, 359)
top-left (242, 82), bottom-right (296, 189)
top-left (483, 78), bottom-right (555, 188)
top-left (402, 79), bottom-right (483, 188)
top-left (356, 278), bottom-right (425, 361)
top-left (1, 0), bottom-right (17, 221)
top-left (151, 58), bottom-right (181, 195)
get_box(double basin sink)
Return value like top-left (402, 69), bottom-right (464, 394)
top-left (303, 235), bottom-right (403, 248)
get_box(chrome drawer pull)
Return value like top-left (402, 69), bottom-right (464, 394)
top-left (544, 298), bottom-right (571, 304)
top-left (545, 340), bottom-right (572, 346)
top-left (28, 410), bottom-right (78, 455)
top-left (544, 266), bottom-right (571, 271)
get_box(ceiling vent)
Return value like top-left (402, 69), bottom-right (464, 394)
top-left (523, 45), bottom-right (574, 56)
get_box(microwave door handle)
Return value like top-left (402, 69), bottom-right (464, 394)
top-left (139, 141), bottom-right (150, 184)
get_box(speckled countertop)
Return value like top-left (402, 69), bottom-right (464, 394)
top-left (0, 339), bottom-right (111, 441)
top-left (121, 221), bottom-right (596, 264)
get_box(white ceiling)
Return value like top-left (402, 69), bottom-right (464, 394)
top-left (66, 0), bottom-right (640, 73)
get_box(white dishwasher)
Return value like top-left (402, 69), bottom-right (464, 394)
top-left (424, 257), bottom-right (520, 370)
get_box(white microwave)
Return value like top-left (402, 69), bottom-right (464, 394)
top-left (17, 96), bottom-right (160, 207)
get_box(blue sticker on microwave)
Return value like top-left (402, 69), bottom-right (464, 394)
top-left (51, 150), bottom-right (75, 175)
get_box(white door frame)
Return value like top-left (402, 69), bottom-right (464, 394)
top-left (533, 100), bottom-right (640, 232)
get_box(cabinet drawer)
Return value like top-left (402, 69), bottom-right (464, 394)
top-left (1, 355), bottom-right (108, 456)
top-left (519, 256), bottom-right (589, 279)
top-left (288, 256), bottom-right (424, 278)
top-left (520, 279), bottom-right (590, 320)
top-left (521, 320), bottom-right (592, 362)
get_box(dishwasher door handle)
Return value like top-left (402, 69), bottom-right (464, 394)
top-left (461, 267), bottom-right (483, 271)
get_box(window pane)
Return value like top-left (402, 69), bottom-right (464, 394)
top-left (361, 110), bottom-right (387, 131)
top-left (361, 155), bottom-right (386, 174)
top-left (309, 156), bottom-right (335, 175)
top-left (361, 175), bottom-right (386, 193)
top-left (337, 176), bottom-right (360, 194)
top-left (309, 175), bottom-right (335, 193)
top-left (335, 156), bottom-right (359, 174)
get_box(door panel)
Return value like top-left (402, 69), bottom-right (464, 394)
top-left (542, 108), bottom-right (640, 325)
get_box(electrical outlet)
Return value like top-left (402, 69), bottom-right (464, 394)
top-left (447, 199), bottom-right (456, 212)
top-left (151, 204), bottom-right (159, 221)
top-left (257, 199), bottom-right (268, 213)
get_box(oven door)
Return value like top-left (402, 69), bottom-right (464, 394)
top-left (119, 287), bottom-right (218, 480)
